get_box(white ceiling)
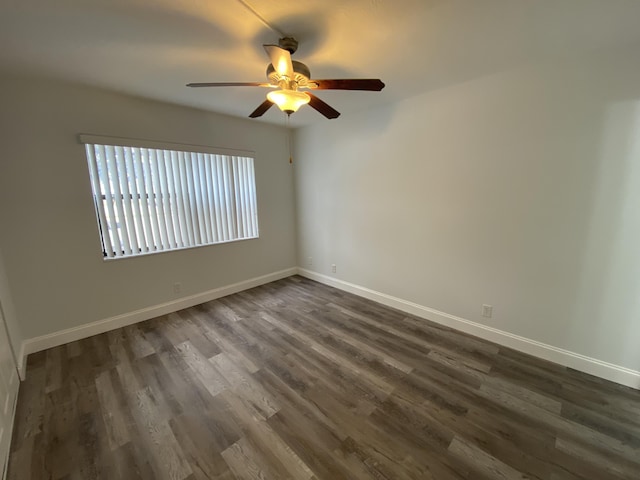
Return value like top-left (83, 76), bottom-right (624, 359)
top-left (2, 0), bottom-right (640, 127)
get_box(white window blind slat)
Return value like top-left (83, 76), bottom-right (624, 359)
top-left (140, 148), bottom-right (163, 252)
top-left (105, 146), bottom-right (133, 256)
top-left (204, 155), bottom-right (219, 242)
top-left (208, 156), bottom-right (223, 243)
top-left (103, 146), bottom-right (122, 253)
top-left (233, 157), bottom-right (246, 238)
top-left (183, 152), bottom-right (196, 243)
top-left (169, 151), bottom-right (187, 248)
top-left (163, 150), bottom-right (183, 248)
top-left (244, 158), bottom-right (252, 235)
top-left (222, 157), bottom-right (237, 239)
top-left (247, 158), bottom-right (258, 237)
top-left (96, 145), bottom-right (120, 256)
top-left (194, 157), bottom-right (205, 243)
top-left (178, 152), bottom-right (195, 246)
top-left (132, 148), bottom-right (154, 252)
top-left (197, 154), bottom-right (213, 244)
top-left (156, 150), bottom-right (176, 249)
top-left (115, 146), bottom-right (139, 253)
top-left (149, 149), bottom-right (170, 251)
top-left (123, 147), bottom-right (148, 253)
top-left (214, 155), bottom-right (229, 242)
top-left (186, 152), bottom-right (202, 244)
top-left (86, 145), bottom-right (115, 258)
top-left (239, 157), bottom-right (251, 237)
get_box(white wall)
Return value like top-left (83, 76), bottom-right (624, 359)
top-left (294, 50), bottom-right (640, 374)
top-left (0, 75), bottom-right (296, 341)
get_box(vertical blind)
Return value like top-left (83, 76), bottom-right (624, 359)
top-left (84, 143), bottom-right (259, 259)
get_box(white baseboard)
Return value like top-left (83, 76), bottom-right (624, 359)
top-left (2, 369), bottom-right (19, 480)
top-left (17, 342), bottom-right (26, 381)
top-left (18, 267), bottom-right (297, 379)
top-left (297, 268), bottom-right (640, 390)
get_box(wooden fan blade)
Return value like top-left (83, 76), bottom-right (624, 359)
top-left (249, 99), bottom-right (274, 118)
top-left (264, 45), bottom-right (294, 79)
top-left (306, 92), bottom-right (340, 119)
top-left (308, 79), bottom-right (385, 91)
top-left (186, 82), bottom-right (270, 87)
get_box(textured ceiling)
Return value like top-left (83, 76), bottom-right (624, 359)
top-left (2, 0), bottom-right (640, 126)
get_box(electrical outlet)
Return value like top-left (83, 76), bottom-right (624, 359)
top-left (482, 304), bottom-right (493, 318)
top-left (173, 282), bottom-right (182, 294)
top-left (307, 256), bottom-right (313, 267)
top-left (331, 264), bottom-right (337, 273)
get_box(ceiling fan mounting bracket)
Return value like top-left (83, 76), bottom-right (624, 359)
top-left (278, 37), bottom-right (299, 54)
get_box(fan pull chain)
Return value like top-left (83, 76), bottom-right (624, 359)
top-left (286, 114), bottom-right (293, 164)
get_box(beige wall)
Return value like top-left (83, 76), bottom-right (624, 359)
top-left (0, 75), bottom-right (296, 340)
top-left (294, 51), bottom-right (640, 373)
top-left (0, 245), bottom-right (21, 360)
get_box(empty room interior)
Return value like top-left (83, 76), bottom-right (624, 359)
top-left (1, 1), bottom-right (640, 479)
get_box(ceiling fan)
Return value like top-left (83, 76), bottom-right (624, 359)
top-left (186, 37), bottom-right (385, 119)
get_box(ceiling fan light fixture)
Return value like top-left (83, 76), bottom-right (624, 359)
top-left (267, 89), bottom-right (310, 114)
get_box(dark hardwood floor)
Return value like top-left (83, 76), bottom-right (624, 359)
top-left (7, 276), bottom-right (640, 479)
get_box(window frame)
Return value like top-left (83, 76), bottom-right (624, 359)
top-left (79, 134), bottom-right (259, 260)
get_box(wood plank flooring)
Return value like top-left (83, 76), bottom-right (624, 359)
top-left (7, 275), bottom-right (640, 479)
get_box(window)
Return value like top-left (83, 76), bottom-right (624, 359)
top-left (81, 135), bottom-right (259, 259)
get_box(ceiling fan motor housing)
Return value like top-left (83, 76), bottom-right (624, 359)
top-left (267, 61), bottom-right (311, 88)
